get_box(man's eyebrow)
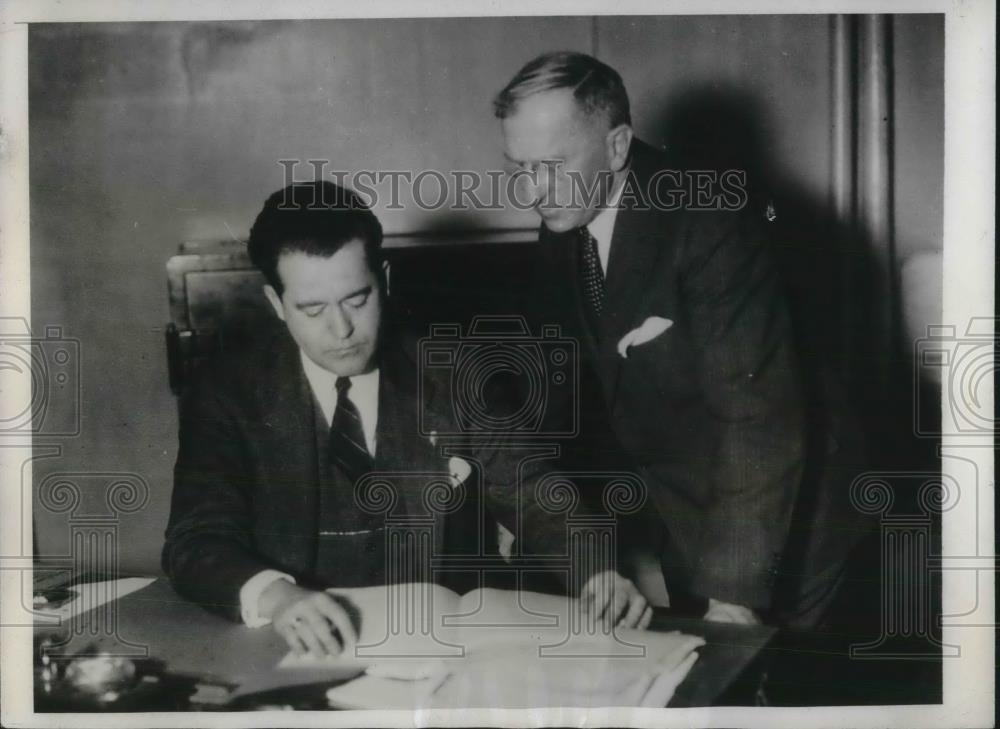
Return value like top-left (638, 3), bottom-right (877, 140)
top-left (504, 154), bottom-right (565, 168)
top-left (339, 285), bottom-right (372, 303)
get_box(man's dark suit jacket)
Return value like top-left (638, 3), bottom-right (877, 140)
top-left (162, 327), bottom-right (572, 620)
top-left (527, 139), bottom-right (863, 613)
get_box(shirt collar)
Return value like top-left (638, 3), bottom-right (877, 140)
top-left (299, 350), bottom-right (380, 416)
top-left (585, 172), bottom-right (626, 247)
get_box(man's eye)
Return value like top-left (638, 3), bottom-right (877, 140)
top-left (345, 293), bottom-right (369, 309)
top-left (304, 306), bottom-right (324, 317)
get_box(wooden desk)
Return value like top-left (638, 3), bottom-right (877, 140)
top-left (654, 613), bottom-right (775, 707)
top-left (37, 579), bottom-right (776, 709)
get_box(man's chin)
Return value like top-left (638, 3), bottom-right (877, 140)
top-left (321, 352), bottom-right (373, 377)
top-left (540, 214), bottom-right (581, 234)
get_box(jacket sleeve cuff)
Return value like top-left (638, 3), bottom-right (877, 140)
top-left (239, 570), bottom-right (295, 627)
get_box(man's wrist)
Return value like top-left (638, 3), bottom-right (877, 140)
top-left (239, 570), bottom-right (296, 627)
top-left (257, 579), bottom-right (305, 622)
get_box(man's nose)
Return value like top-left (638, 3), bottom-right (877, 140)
top-left (521, 173), bottom-right (547, 209)
top-left (327, 307), bottom-right (354, 339)
top-left (531, 165), bottom-right (558, 208)
top-left (510, 165), bottom-right (542, 207)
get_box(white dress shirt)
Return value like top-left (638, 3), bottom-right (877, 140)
top-left (585, 174), bottom-right (626, 275)
top-left (239, 352), bottom-right (380, 627)
top-left (299, 351), bottom-right (380, 455)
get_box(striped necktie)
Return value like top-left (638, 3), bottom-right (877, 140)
top-left (579, 226), bottom-right (606, 324)
top-left (329, 377), bottom-right (374, 485)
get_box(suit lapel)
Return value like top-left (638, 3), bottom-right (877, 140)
top-left (256, 333), bottom-right (321, 570)
top-left (598, 141), bottom-right (673, 407)
top-left (375, 340), bottom-right (447, 559)
top-left (599, 203), bottom-right (664, 404)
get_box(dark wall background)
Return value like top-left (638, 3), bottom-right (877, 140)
top-left (29, 15), bottom-right (943, 576)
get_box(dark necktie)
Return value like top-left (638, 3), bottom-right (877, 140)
top-left (329, 377), bottom-right (374, 485)
top-left (579, 226), bottom-right (606, 323)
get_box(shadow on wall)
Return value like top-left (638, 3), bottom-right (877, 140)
top-left (651, 83), bottom-right (938, 473)
top-left (650, 82), bottom-right (944, 707)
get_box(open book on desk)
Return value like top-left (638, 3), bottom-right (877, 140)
top-left (270, 583), bottom-right (706, 709)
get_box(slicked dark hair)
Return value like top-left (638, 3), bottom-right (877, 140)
top-left (248, 180), bottom-right (384, 297)
top-left (493, 51), bottom-right (631, 128)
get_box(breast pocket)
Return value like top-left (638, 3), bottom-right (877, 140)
top-left (620, 320), bottom-right (695, 400)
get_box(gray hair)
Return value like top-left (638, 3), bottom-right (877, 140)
top-left (493, 51), bottom-right (631, 128)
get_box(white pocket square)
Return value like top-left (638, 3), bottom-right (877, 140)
top-left (448, 456), bottom-right (472, 487)
top-left (617, 316), bottom-right (674, 358)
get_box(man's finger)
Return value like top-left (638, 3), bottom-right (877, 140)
top-left (315, 596), bottom-right (358, 651)
top-left (618, 590), bottom-right (648, 629)
top-left (290, 616), bottom-right (325, 657)
top-left (600, 589), bottom-right (621, 632)
top-left (581, 587), bottom-right (606, 633)
top-left (301, 607), bottom-right (342, 656)
top-left (609, 584), bottom-right (629, 629)
top-left (638, 605), bottom-right (653, 630)
top-left (277, 622), bottom-right (308, 656)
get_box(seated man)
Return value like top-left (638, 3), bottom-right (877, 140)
top-left (162, 181), bottom-right (649, 658)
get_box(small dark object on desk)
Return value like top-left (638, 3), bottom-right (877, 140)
top-left (32, 587), bottom-right (78, 610)
top-left (34, 650), bottom-right (213, 712)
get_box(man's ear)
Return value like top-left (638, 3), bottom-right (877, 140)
top-left (606, 123), bottom-right (633, 172)
top-left (263, 285), bottom-right (286, 322)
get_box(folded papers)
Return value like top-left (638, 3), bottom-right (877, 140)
top-left (325, 631), bottom-right (703, 709)
top-left (270, 584), bottom-right (704, 709)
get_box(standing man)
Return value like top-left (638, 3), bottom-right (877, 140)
top-left (495, 52), bottom-right (859, 627)
top-left (163, 180), bottom-right (649, 659)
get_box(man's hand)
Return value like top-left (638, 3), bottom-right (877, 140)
top-left (704, 598), bottom-right (760, 625)
top-left (259, 580), bottom-right (357, 657)
top-left (580, 570), bottom-right (652, 631)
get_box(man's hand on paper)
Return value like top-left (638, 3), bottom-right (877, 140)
top-left (260, 580), bottom-right (358, 657)
top-left (580, 570), bottom-right (653, 631)
top-left (703, 598), bottom-right (760, 625)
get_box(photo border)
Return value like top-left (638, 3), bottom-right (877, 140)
top-left (1, 1), bottom-right (993, 727)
